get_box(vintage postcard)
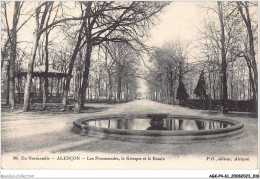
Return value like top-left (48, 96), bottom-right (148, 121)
top-left (1, 1), bottom-right (259, 178)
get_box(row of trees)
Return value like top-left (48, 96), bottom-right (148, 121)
top-left (199, 1), bottom-right (258, 113)
top-left (146, 39), bottom-right (190, 105)
top-left (146, 2), bottom-right (258, 113)
top-left (1, 2), bottom-right (170, 112)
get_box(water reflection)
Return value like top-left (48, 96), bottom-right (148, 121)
top-left (147, 119), bottom-right (167, 130)
top-left (85, 117), bottom-right (234, 131)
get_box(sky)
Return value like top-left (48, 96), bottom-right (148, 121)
top-left (148, 2), bottom-right (206, 47)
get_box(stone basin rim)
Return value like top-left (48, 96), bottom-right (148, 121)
top-left (73, 114), bottom-right (244, 136)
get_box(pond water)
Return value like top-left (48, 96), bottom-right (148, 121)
top-left (83, 117), bottom-right (234, 131)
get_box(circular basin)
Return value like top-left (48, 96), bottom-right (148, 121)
top-left (73, 114), bottom-right (244, 141)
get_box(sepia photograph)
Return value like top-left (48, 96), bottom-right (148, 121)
top-left (1, 0), bottom-right (259, 178)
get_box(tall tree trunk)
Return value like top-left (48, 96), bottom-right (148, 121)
top-left (208, 66), bottom-right (212, 110)
top-left (213, 71), bottom-right (216, 100)
top-left (117, 77), bottom-right (122, 101)
top-left (169, 71), bottom-right (174, 104)
top-left (43, 31), bottom-right (49, 108)
top-left (9, 2), bottom-right (21, 109)
top-left (87, 87), bottom-right (90, 100)
top-left (1, 40), bottom-right (9, 70)
top-left (6, 61), bottom-right (10, 105)
top-left (90, 86), bottom-right (92, 100)
top-left (74, 70), bottom-right (82, 113)
top-left (98, 75), bottom-right (101, 100)
top-left (126, 82), bottom-right (129, 101)
top-left (73, 76), bottom-right (77, 100)
top-left (61, 22), bottom-right (85, 106)
top-left (245, 56), bottom-right (256, 112)
top-left (60, 78), bottom-right (63, 96)
top-left (237, 2), bottom-right (258, 113)
top-left (79, 45), bottom-right (92, 109)
top-left (108, 73), bottom-right (113, 101)
top-left (78, 2), bottom-right (93, 110)
top-left (23, 32), bottom-right (40, 111)
top-left (218, 2), bottom-right (228, 113)
top-left (50, 77), bottom-right (53, 97)
top-left (23, 2), bottom-right (51, 111)
top-left (105, 83), bottom-right (108, 100)
top-left (34, 78), bottom-right (37, 96)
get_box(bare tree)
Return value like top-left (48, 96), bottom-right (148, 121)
top-left (106, 43), bottom-right (139, 101)
top-left (61, 3), bottom-right (90, 108)
top-left (4, 2), bottom-right (23, 109)
top-left (217, 2), bottom-right (228, 113)
top-left (236, 1), bottom-right (258, 112)
top-left (197, 2), bottom-right (250, 112)
top-left (23, 2), bottom-right (54, 111)
top-left (147, 39), bottom-right (190, 104)
top-left (42, 3), bottom-right (61, 108)
top-left (100, 43), bottom-right (117, 101)
top-left (1, 2), bottom-right (33, 70)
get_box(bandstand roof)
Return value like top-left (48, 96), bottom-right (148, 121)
top-left (15, 65), bottom-right (71, 78)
